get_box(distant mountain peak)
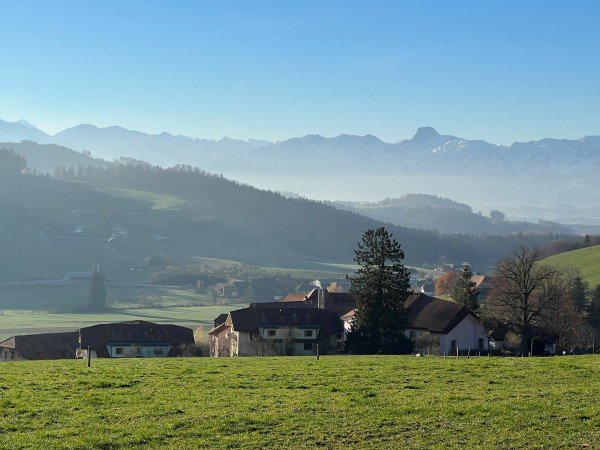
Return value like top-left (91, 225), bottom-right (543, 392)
top-left (412, 126), bottom-right (440, 142)
top-left (15, 119), bottom-right (38, 130)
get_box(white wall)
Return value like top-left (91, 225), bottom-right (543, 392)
top-left (439, 315), bottom-right (488, 354)
top-left (405, 314), bottom-right (488, 355)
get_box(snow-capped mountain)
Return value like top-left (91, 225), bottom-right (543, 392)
top-left (1, 119), bottom-right (598, 182)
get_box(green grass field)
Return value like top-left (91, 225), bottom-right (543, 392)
top-left (92, 187), bottom-right (189, 210)
top-left (543, 245), bottom-right (600, 288)
top-left (0, 356), bottom-right (598, 449)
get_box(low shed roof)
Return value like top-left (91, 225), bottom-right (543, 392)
top-left (0, 331), bottom-right (79, 360)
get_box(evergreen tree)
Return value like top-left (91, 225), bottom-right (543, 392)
top-left (346, 227), bottom-right (413, 354)
top-left (88, 267), bottom-right (107, 311)
top-left (451, 263), bottom-right (479, 311)
top-left (566, 275), bottom-right (588, 312)
top-left (588, 285), bottom-right (600, 332)
top-left (0, 148), bottom-right (26, 174)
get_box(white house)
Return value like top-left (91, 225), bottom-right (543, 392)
top-left (209, 304), bottom-right (345, 357)
top-left (405, 294), bottom-right (489, 354)
top-left (342, 293), bottom-right (488, 355)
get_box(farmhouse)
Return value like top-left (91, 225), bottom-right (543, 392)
top-left (78, 320), bottom-right (195, 358)
top-left (209, 305), bottom-right (344, 357)
top-left (342, 293), bottom-right (489, 355)
top-left (0, 331), bottom-right (79, 361)
top-left (405, 293), bottom-right (488, 353)
top-left (1, 321), bottom-right (196, 361)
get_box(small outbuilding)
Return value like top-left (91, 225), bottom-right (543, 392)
top-left (0, 331), bottom-right (79, 361)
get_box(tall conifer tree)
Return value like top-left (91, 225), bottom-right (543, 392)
top-left (346, 227), bottom-right (412, 354)
top-left (452, 263), bottom-right (479, 312)
top-left (88, 266), bottom-right (107, 311)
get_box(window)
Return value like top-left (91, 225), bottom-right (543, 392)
top-left (154, 347), bottom-right (165, 357)
top-left (478, 338), bottom-right (485, 350)
top-left (409, 331), bottom-right (416, 340)
top-left (304, 330), bottom-right (313, 337)
top-left (267, 329), bottom-right (276, 337)
top-left (304, 343), bottom-right (313, 351)
top-left (115, 347), bottom-right (124, 355)
top-left (337, 333), bottom-right (343, 340)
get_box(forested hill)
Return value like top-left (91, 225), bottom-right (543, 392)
top-left (51, 164), bottom-right (568, 268)
top-left (0, 141), bottom-right (108, 174)
top-left (333, 194), bottom-right (573, 235)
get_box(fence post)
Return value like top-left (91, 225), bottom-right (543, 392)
top-left (456, 346), bottom-right (459, 359)
top-left (316, 344), bottom-right (320, 360)
top-left (87, 346), bottom-right (91, 367)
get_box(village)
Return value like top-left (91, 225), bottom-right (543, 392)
top-left (0, 272), bottom-right (501, 362)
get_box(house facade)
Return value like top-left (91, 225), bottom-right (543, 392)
top-left (209, 305), bottom-right (344, 357)
top-left (78, 320), bottom-right (195, 358)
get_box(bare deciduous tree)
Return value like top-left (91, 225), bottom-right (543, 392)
top-left (487, 246), bottom-right (562, 355)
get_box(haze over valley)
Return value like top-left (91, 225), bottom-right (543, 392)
top-left (2, 118), bottom-right (599, 227)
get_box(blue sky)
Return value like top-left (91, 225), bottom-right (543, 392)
top-left (1, 1), bottom-right (599, 144)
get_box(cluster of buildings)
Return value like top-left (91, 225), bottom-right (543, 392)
top-left (1, 287), bottom-right (490, 362)
top-left (209, 289), bottom-right (489, 357)
top-left (0, 320), bottom-right (194, 362)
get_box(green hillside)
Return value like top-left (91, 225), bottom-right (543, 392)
top-left (543, 245), bottom-right (600, 287)
top-left (0, 155), bottom-right (574, 318)
top-left (0, 356), bottom-right (598, 449)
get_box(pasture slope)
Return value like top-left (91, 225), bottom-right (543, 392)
top-left (0, 356), bottom-right (598, 449)
top-left (543, 245), bottom-right (600, 288)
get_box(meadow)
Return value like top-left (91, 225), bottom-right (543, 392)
top-left (0, 356), bottom-right (598, 449)
top-left (543, 245), bottom-right (600, 288)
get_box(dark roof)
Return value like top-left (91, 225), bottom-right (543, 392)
top-left (79, 321), bottom-right (194, 358)
top-left (277, 290), bottom-right (356, 317)
top-left (214, 313), bottom-right (229, 327)
top-left (0, 331), bottom-right (79, 360)
top-left (250, 301), bottom-right (310, 309)
top-left (405, 293), bottom-right (473, 333)
top-left (279, 289), bottom-right (318, 303)
top-left (228, 307), bottom-right (344, 336)
top-left (323, 292), bottom-right (356, 316)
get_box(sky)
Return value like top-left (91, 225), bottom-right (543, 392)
top-left (1, 1), bottom-right (599, 144)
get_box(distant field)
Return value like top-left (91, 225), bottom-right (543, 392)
top-left (543, 245), bottom-right (600, 288)
top-left (93, 187), bottom-right (189, 210)
top-left (0, 356), bottom-right (598, 449)
top-left (0, 283), bottom-right (219, 311)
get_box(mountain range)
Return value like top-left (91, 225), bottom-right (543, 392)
top-left (2, 118), bottom-right (599, 219)
top-left (2, 118), bottom-right (599, 178)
